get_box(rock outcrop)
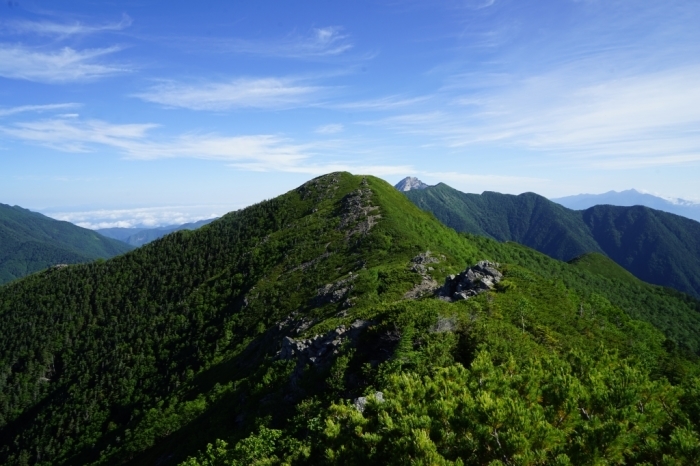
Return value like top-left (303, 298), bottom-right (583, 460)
top-left (404, 251), bottom-right (442, 299)
top-left (313, 273), bottom-right (357, 308)
top-left (353, 391), bottom-right (384, 413)
top-left (437, 261), bottom-right (502, 302)
top-left (279, 319), bottom-right (371, 370)
top-left (394, 176), bottom-right (430, 192)
top-left (339, 178), bottom-right (381, 238)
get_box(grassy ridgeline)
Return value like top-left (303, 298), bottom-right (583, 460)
top-left (0, 173), bottom-right (699, 465)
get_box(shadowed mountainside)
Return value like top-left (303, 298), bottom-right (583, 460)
top-left (0, 203), bottom-right (134, 285)
top-left (404, 183), bottom-right (700, 298)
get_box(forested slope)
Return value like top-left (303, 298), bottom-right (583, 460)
top-left (404, 183), bottom-right (700, 298)
top-left (0, 203), bottom-right (134, 285)
top-left (1, 173), bottom-right (700, 465)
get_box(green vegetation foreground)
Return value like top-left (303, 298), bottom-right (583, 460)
top-left (1, 173), bottom-right (700, 465)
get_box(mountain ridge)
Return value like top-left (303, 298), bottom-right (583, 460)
top-left (2, 173), bottom-right (700, 465)
top-left (403, 183), bottom-right (700, 298)
top-left (0, 202), bottom-right (134, 285)
top-left (552, 189), bottom-right (700, 222)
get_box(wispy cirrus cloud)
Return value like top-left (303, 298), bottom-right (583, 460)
top-left (3, 14), bottom-right (132, 38)
top-left (0, 117), bottom-right (306, 165)
top-left (369, 65), bottom-right (700, 169)
top-left (0, 44), bottom-right (128, 82)
top-left (226, 26), bottom-right (353, 58)
top-left (134, 77), bottom-right (322, 111)
top-left (0, 118), bottom-right (157, 152)
top-left (0, 115), bottom-right (413, 177)
top-left (0, 103), bottom-right (79, 117)
top-left (315, 123), bottom-right (344, 134)
top-left (334, 95), bottom-right (431, 111)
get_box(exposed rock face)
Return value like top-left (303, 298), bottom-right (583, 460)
top-left (404, 251), bottom-right (443, 299)
top-left (353, 391), bottom-right (384, 413)
top-left (279, 319), bottom-right (371, 370)
top-left (438, 261), bottom-right (502, 302)
top-left (298, 172), bottom-right (341, 202)
top-left (395, 176), bottom-right (430, 192)
top-left (314, 273), bottom-right (357, 308)
top-left (338, 179), bottom-right (381, 238)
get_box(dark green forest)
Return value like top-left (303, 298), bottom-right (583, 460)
top-left (404, 183), bottom-right (700, 298)
top-left (1, 173), bottom-right (700, 465)
top-left (0, 203), bottom-right (133, 285)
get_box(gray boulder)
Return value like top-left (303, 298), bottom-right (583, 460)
top-left (438, 261), bottom-right (502, 302)
top-left (353, 391), bottom-right (385, 413)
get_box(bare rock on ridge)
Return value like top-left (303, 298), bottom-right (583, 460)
top-left (404, 251), bottom-right (443, 299)
top-left (438, 260), bottom-right (502, 302)
top-left (395, 176), bottom-right (430, 192)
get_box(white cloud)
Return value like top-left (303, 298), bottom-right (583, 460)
top-left (4, 14), bottom-right (132, 38)
top-left (44, 205), bottom-right (225, 229)
top-left (373, 66), bottom-right (700, 169)
top-left (0, 44), bottom-right (128, 82)
top-left (1, 117), bottom-right (309, 164)
top-left (227, 26), bottom-right (352, 58)
top-left (335, 95), bottom-right (431, 111)
top-left (0, 118), bottom-right (158, 152)
top-left (315, 123), bottom-right (344, 134)
top-left (0, 103), bottom-right (79, 117)
top-left (134, 77), bottom-right (321, 111)
top-left (0, 115), bottom-right (415, 177)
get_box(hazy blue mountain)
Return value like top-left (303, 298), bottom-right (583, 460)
top-left (97, 218), bottom-right (216, 247)
top-left (552, 189), bottom-right (700, 223)
top-left (404, 183), bottom-right (700, 298)
top-left (0, 203), bottom-right (133, 285)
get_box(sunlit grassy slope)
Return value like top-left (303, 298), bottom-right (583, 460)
top-left (1, 173), bottom-right (700, 465)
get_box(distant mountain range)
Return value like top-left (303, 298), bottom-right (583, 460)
top-left (0, 203), bottom-right (133, 285)
top-left (97, 218), bottom-right (216, 246)
top-left (401, 181), bottom-right (700, 298)
top-left (552, 189), bottom-right (700, 223)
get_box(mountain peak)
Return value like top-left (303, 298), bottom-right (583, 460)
top-left (395, 176), bottom-right (430, 192)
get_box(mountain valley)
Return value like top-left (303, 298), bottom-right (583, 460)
top-left (97, 219), bottom-right (217, 247)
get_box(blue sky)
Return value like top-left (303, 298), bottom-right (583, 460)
top-left (1, 0), bottom-right (700, 228)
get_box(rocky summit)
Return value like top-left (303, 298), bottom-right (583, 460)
top-left (394, 176), bottom-right (430, 191)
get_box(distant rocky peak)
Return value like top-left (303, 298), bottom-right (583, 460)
top-left (395, 176), bottom-right (430, 192)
